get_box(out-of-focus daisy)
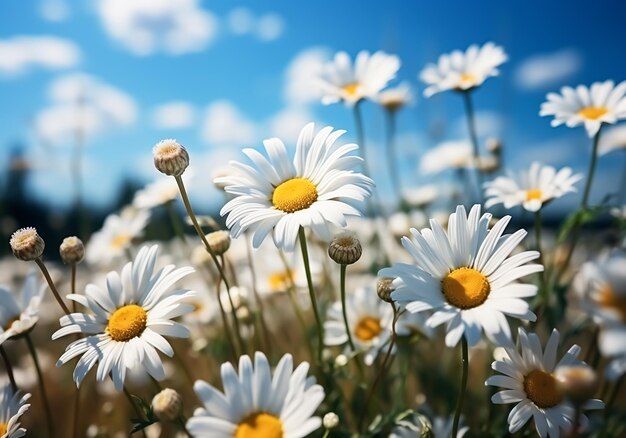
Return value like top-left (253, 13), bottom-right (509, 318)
top-left (0, 272), bottom-right (44, 345)
top-left (324, 286), bottom-right (430, 365)
top-left (391, 413), bottom-right (468, 438)
top-left (86, 206), bottom-right (151, 267)
top-left (0, 382), bottom-right (31, 438)
top-left (599, 327), bottom-right (626, 380)
top-left (317, 50), bottom-right (400, 107)
top-left (599, 124), bottom-right (626, 155)
top-left (486, 328), bottom-right (604, 437)
top-left (420, 141), bottom-right (472, 175)
top-left (133, 171), bottom-right (195, 210)
top-left (540, 80), bottom-right (626, 137)
top-left (378, 81), bottom-right (413, 112)
top-left (217, 123), bottom-right (374, 252)
top-left (186, 352), bottom-right (324, 437)
top-left (401, 185), bottom-right (439, 208)
top-left (420, 42), bottom-right (507, 98)
top-left (53, 245), bottom-right (196, 390)
top-left (380, 204), bottom-right (542, 347)
top-left (484, 162), bottom-right (583, 212)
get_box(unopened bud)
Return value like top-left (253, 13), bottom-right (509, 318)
top-left (323, 412), bottom-right (339, 429)
top-left (377, 277), bottom-right (395, 303)
top-left (59, 236), bottom-right (85, 264)
top-left (153, 139), bottom-right (189, 177)
top-left (555, 365), bottom-right (598, 406)
top-left (151, 388), bottom-right (183, 421)
top-left (328, 231), bottom-right (362, 265)
top-left (486, 137), bottom-right (502, 154)
top-left (10, 227), bottom-right (44, 261)
top-left (206, 230), bottom-right (231, 256)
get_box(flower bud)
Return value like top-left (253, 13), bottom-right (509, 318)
top-left (323, 412), bottom-right (339, 429)
top-left (377, 277), bottom-right (395, 303)
top-left (328, 231), bottom-right (362, 265)
top-left (206, 230), bottom-right (231, 256)
top-left (555, 365), bottom-right (598, 406)
top-left (10, 227), bottom-right (44, 261)
top-left (59, 236), bottom-right (85, 264)
top-left (151, 388), bottom-right (183, 421)
top-left (153, 139), bottom-right (189, 177)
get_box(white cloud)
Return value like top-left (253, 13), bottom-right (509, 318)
top-left (0, 36), bottom-right (80, 77)
top-left (256, 13), bottom-right (285, 42)
top-left (226, 8), bottom-right (285, 42)
top-left (96, 0), bottom-right (218, 56)
top-left (283, 47), bottom-right (330, 105)
top-left (39, 0), bottom-right (70, 22)
top-left (35, 73), bottom-right (137, 146)
top-left (514, 49), bottom-right (582, 90)
top-left (269, 107), bottom-right (316, 145)
top-left (151, 101), bottom-right (196, 130)
top-left (201, 100), bottom-right (257, 146)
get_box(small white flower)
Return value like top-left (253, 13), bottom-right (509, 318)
top-left (53, 245), bottom-right (196, 390)
top-left (540, 80), bottom-right (626, 137)
top-left (420, 42), bottom-right (507, 97)
top-left (391, 414), bottom-right (468, 438)
top-left (484, 162), bottom-right (583, 212)
top-left (0, 382), bottom-right (31, 438)
top-left (186, 352), bottom-right (325, 437)
top-left (318, 50), bottom-right (400, 107)
top-left (217, 123), bottom-right (374, 252)
top-left (486, 328), bottom-right (604, 437)
top-left (378, 81), bottom-right (414, 111)
top-left (0, 272), bottom-right (44, 345)
top-left (380, 204), bottom-right (543, 347)
top-left (599, 124), bottom-right (626, 155)
top-left (599, 327), bottom-right (626, 380)
top-left (419, 141), bottom-right (473, 175)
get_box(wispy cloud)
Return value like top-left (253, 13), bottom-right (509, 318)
top-left (283, 47), bottom-right (330, 105)
top-left (514, 49), bottom-right (582, 90)
top-left (151, 101), bottom-right (196, 130)
top-left (201, 100), bottom-right (257, 146)
top-left (0, 36), bottom-right (80, 77)
top-left (226, 8), bottom-right (285, 42)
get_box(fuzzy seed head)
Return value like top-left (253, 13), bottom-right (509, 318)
top-left (153, 139), bottom-right (189, 176)
top-left (151, 388), bottom-right (183, 421)
top-left (328, 231), bottom-right (362, 265)
top-left (59, 236), bottom-right (85, 264)
top-left (377, 277), bottom-right (395, 303)
top-left (206, 230), bottom-right (231, 256)
top-left (323, 412), bottom-right (339, 429)
top-left (555, 365), bottom-right (598, 406)
top-left (10, 227), bottom-right (44, 261)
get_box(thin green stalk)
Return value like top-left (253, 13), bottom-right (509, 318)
top-left (212, 267), bottom-right (240, 360)
top-left (244, 233), bottom-right (272, 353)
top-left (165, 200), bottom-right (187, 243)
top-left (339, 265), bottom-right (356, 353)
top-left (461, 91), bottom-right (485, 205)
top-left (0, 345), bottom-right (17, 392)
top-left (123, 387), bottom-right (147, 438)
top-left (298, 227), bottom-right (324, 364)
top-left (353, 101), bottom-right (371, 178)
top-left (34, 258), bottom-right (71, 315)
top-left (359, 303), bottom-right (399, 432)
top-left (384, 109), bottom-right (402, 198)
top-left (25, 333), bottom-right (54, 436)
top-left (220, 255), bottom-right (246, 354)
top-left (534, 210), bottom-right (547, 299)
top-left (452, 337), bottom-right (469, 438)
top-left (71, 263), bottom-right (81, 438)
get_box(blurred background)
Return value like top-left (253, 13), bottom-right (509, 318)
top-left (1, 0), bottom-right (626, 253)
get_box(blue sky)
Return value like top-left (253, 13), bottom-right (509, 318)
top-left (1, 0), bottom-right (625, 214)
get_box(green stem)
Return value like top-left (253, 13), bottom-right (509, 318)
top-left (26, 333), bottom-right (54, 436)
top-left (221, 255), bottom-right (246, 354)
top-left (244, 233), bottom-right (272, 353)
top-left (581, 130), bottom-right (601, 209)
top-left (298, 227), bottom-right (324, 364)
top-left (534, 210), bottom-right (547, 298)
top-left (0, 345), bottom-right (17, 392)
top-left (339, 265), bottom-right (356, 353)
top-left (70, 263), bottom-right (81, 438)
top-left (123, 387), bottom-right (147, 438)
top-left (212, 266), bottom-right (240, 360)
top-left (461, 91), bottom-right (484, 205)
top-left (452, 337), bottom-right (469, 438)
top-left (35, 258), bottom-right (71, 315)
top-left (353, 101), bottom-right (371, 178)
top-left (384, 109), bottom-right (402, 198)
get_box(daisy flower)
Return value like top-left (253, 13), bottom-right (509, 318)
top-left (540, 80), bottom-right (626, 137)
top-left (391, 413), bottom-right (468, 438)
top-left (52, 245), bottom-right (196, 390)
top-left (318, 50), bottom-right (400, 107)
top-left (0, 272), bottom-right (44, 345)
top-left (599, 124), bottom-right (626, 155)
top-left (0, 383), bottom-right (31, 438)
top-left (484, 162), bottom-right (583, 212)
top-left (324, 286), bottom-right (430, 365)
top-left (217, 123), bottom-right (374, 252)
top-left (599, 327), bottom-right (626, 380)
top-left (378, 81), bottom-right (414, 112)
top-left (379, 204), bottom-right (543, 347)
top-left (486, 328), bottom-right (604, 437)
top-left (420, 42), bottom-right (507, 97)
top-left (85, 206), bottom-right (151, 267)
top-left (186, 351), bottom-right (324, 437)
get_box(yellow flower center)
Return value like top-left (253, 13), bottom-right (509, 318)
top-left (459, 72), bottom-right (477, 86)
top-left (2, 316), bottom-right (19, 332)
top-left (354, 316), bottom-right (382, 342)
top-left (343, 82), bottom-right (360, 97)
top-left (234, 412), bottom-right (283, 438)
top-left (526, 188), bottom-right (543, 202)
top-left (111, 234), bottom-right (131, 250)
top-left (523, 369), bottom-right (563, 408)
top-left (107, 304), bottom-right (148, 342)
top-left (0, 422), bottom-right (7, 436)
top-left (272, 178), bottom-right (318, 213)
top-left (577, 106), bottom-right (608, 120)
top-left (442, 267), bottom-right (490, 309)
top-left (597, 286), bottom-right (626, 322)
top-left (267, 270), bottom-right (293, 292)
